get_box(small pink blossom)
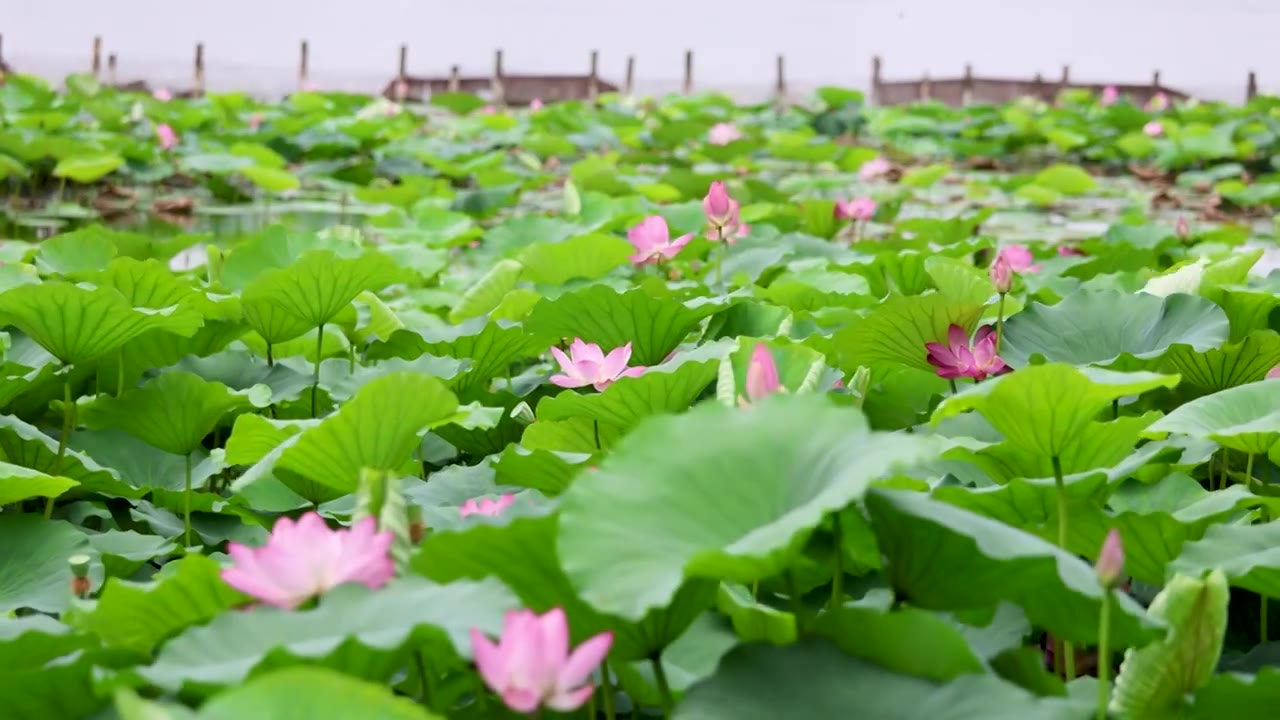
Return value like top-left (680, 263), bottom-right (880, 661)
top-left (549, 339), bottom-right (646, 392)
top-left (1143, 120), bottom-right (1164, 137)
top-left (1176, 216), bottom-right (1190, 238)
top-left (1057, 245), bottom-right (1086, 257)
top-left (530, 98), bottom-right (544, 111)
top-left (1100, 85), bottom-right (1119, 106)
top-left (708, 122), bottom-right (743, 145)
top-left (248, 113), bottom-right (263, 131)
top-left (152, 87), bottom-right (173, 102)
top-left (925, 324), bottom-right (1007, 382)
top-left (471, 607), bottom-right (614, 714)
top-left (996, 244), bottom-right (1042, 274)
top-left (739, 344), bottom-right (784, 407)
top-left (989, 254), bottom-right (1013, 294)
top-left (1096, 529), bottom-right (1125, 587)
top-left (627, 216), bottom-right (693, 265)
top-left (220, 513), bottom-right (394, 610)
top-left (1268, 365), bottom-right (1280, 380)
top-left (859, 157), bottom-right (892, 182)
top-left (481, 105), bottom-right (497, 115)
top-left (460, 494), bottom-right (516, 518)
top-left (834, 196), bottom-right (876, 222)
top-left (155, 123), bottom-right (178, 151)
top-left (703, 181), bottom-right (749, 243)
top-left (1146, 92), bottom-right (1169, 112)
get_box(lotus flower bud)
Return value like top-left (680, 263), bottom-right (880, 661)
top-left (1096, 529), bottom-right (1125, 587)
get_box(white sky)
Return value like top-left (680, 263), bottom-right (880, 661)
top-left (5, 0), bottom-right (1275, 101)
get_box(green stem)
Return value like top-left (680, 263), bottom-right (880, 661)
top-left (266, 343), bottom-right (274, 368)
top-left (1261, 488), bottom-right (1270, 645)
top-left (45, 373), bottom-right (75, 518)
top-left (414, 650), bottom-right (436, 710)
top-left (1246, 453), bottom-right (1256, 494)
top-left (593, 419), bottom-right (601, 451)
top-left (751, 580), bottom-right (759, 601)
top-left (587, 693), bottom-right (595, 720)
top-left (183, 451), bottom-right (193, 547)
top-left (1097, 591), bottom-right (1112, 720)
top-left (650, 654), bottom-right (675, 719)
top-left (1111, 398), bottom-right (1118, 421)
top-left (600, 662), bottom-right (617, 720)
top-left (116, 348), bottom-right (125, 398)
top-left (829, 513), bottom-right (845, 611)
top-left (311, 323), bottom-right (324, 418)
top-left (949, 378), bottom-right (958, 395)
top-left (995, 292), bottom-right (1006, 354)
top-left (1052, 455), bottom-right (1076, 681)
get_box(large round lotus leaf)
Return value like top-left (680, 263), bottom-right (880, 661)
top-left (1148, 379), bottom-right (1280, 455)
top-left (558, 394), bottom-right (940, 620)
top-left (1000, 289), bottom-right (1229, 368)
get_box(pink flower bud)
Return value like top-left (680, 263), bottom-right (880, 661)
top-left (1143, 121), bottom-right (1164, 137)
top-left (703, 181), bottom-right (734, 227)
top-left (1176, 216), bottom-right (1190, 238)
top-left (1267, 365), bottom-right (1280, 380)
top-left (989, 255), bottom-right (1013, 294)
top-left (1096, 529), bottom-right (1125, 587)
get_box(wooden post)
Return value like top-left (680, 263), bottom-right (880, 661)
top-left (775, 54), bottom-right (786, 104)
top-left (1033, 72), bottom-right (1045, 100)
top-left (683, 49), bottom-right (693, 95)
top-left (107, 53), bottom-right (117, 86)
top-left (871, 55), bottom-right (882, 106)
top-left (493, 49), bottom-right (505, 107)
top-left (588, 49), bottom-right (599, 101)
top-left (194, 43), bottom-right (205, 96)
top-left (1060, 64), bottom-right (1070, 93)
top-left (624, 55), bottom-right (635, 96)
top-left (1248, 70), bottom-right (1258, 101)
top-left (299, 40), bottom-right (309, 89)
top-left (449, 64), bottom-right (461, 93)
top-left (396, 44), bottom-right (408, 100)
top-left (961, 63), bottom-right (974, 105)
top-left (920, 72), bottom-right (932, 102)
top-left (1151, 70), bottom-right (1161, 91)
top-left (92, 36), bottom-right (103, 77)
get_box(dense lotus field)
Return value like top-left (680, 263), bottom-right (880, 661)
top-left (6, 71), bottom-right (1280, 718)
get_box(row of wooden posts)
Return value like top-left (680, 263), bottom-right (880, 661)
top-left (0, 34), bottom-right (1267, 104)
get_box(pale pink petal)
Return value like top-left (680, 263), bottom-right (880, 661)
top-left (744, 344), bottom-right (781, 401)
top-left (660, 233), bottom-right (694, 259)
top-left (471, 628), bottom-right (507, 692)
top-left (946, 325), bottom-right (969, 351)
top-left (619, 366), bottom-right (646, 379)
top-left (628, 216), bottom-right (670, 254)
top-left (556, 631), bottom-right (614, 694)
top-left (547, 684), bottom-right (596, 712)
top-left (537, 608), bottom-right (570, 682)
top-left (550, 347), bottom-right (574, 374)
top-left (502, 687), bottom-right (542, 714)
top-left (600, 343), bottom-right (633, 380)
top-left (570, 339), bottom-right (606, 366)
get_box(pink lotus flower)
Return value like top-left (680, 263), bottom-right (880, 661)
top-left (220, 513), bottom-right (394, 610)
top-left (1143, 121), bottom-right (1164, 137)
top-left (708, 122), bottom-right (743, 145)
top-left (461, 494), bottom-right (516, 518)
top-left (1096, 529), bottom-right (1125, 587)
top-left (248, 113), bottom-right (263, 131)
top-left (703, 181), bottom-right (749, 243)
top-left (155, 123), bottom-right (178, 151)
top-left (834, 196), bottom-right (876, 222)
top-left (627, 216), bottom-right (693, 265)
top-left (925, 324), bottom-right (1007, 382)
top-left (550, 339), bottom-right (646, 391)
top-left (1100, 85), bottom-right (1119, 106)
top-left (1146, 92), bottom-right (1169, 112)
top-left (1175, 216), bottom-right (1190, 238)
top-left (471, 607), bottom-right (614, 714)
top-left (989, 254), bottom-right (1013, 294)
top-left (481, 105), bottom-right (497, 115)
top-left (530, 98), bottom-right (544, 111)
top-left (739, 344), bottom-right (784, 407)
top-left (152, 87), bottom-right (173, 102)
top-left (1057, 245), bottom-right (1086, 257)
top-left (859, 157), bottom-right (892, 182)
top-left (996, 244), bottom-right (1042, 274)
top-left (1268, 365), bottom-right (1280, 380)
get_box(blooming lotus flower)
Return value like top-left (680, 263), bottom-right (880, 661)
top-left (858, 157), bottom-right (892, 182)
top-left (1143, 120), bottom-right (1164, 137)
top-left (530, 98), bottom-right (544, 111)
top-left (738, 345), bottom-right (784, 407)
top-left (996, 244), bottom-right (1042, 274)
top-left (461, 494), bottom-right (516, 518)
top-left (708, 122), bottom-right (743, 145)
top-left (702, 181), bottom-right (749, 243)
top-left (1175, 216), bottom-right (1190, 238)
top-left (1100, 85), bottom-right (1119, 106)
top-left (1096, 529), bottom-right (1125, 587)
top-left (155, 123), bottom-right (178, 151)
top-left (834, 196), bottom-right (877, 222)
top-left (926, 324), bottom-right (1007, 382)
top-left (152, 87), bottom-right (173, 102)
top-left (550, 339), bottom-right (646, 391)
top-left (471, 607), bottom-right (614, 713)
top-left (627, 216), bottom-right (693, 265)
top-left (1146, 92), bottom-right (1169, 112)
top-left (221, 513), bottom-right (394, 610)
top-left (989, 254), bottom-right (1013, 294)
top-left (1057, 245), bottom-right (1086, 257)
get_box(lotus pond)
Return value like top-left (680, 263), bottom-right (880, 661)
top-left (5, 73), bottom-right (1280, 719)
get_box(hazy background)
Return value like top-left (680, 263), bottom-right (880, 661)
top-left (6, 0), bottom-right (1277, 102)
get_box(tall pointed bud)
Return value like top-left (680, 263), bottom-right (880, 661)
top-left (989, 254), bottom-right (1013, 294)
top-left (1175, 216), bottom-right (1190, 239)
top-left (703, 181), bottom-right (735, 228)
top-left (1096, 529), bottom-right (1125, 588)
top-left (742, 344), bottom-right (783, 404)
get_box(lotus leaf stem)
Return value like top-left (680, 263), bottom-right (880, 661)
top-left (45, 373), bottom-right (76, 519)
top-left (601, 661), bottom-right (617, 720)
top-left (311, 323), bottom-right (324, 418)
top-left (183, 452), bottom-right (193, 547)
top-left (1051, 455), bottom-right (1076, 681)
top-left (995, 294), bottom-right (1006, 354)
top-left (829, 512), bottom-right (845, 610)
top-left (651, 653), bottom-right (675, 719)
top-left (1096, 590), bottom-right (1112, 720)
